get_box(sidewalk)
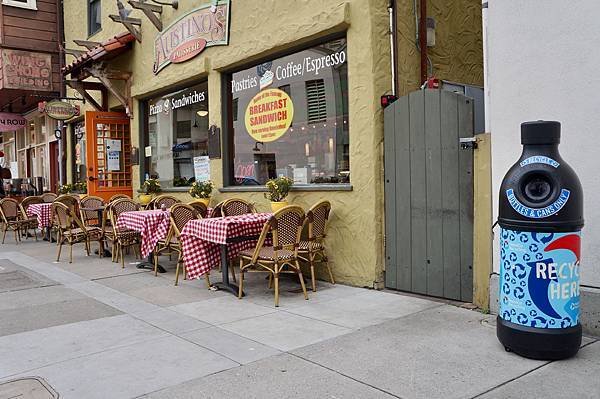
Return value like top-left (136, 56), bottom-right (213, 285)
top-left (0, 240), bottom-right (598, 399)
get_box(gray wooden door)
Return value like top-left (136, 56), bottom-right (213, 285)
top-left (384, 89), bottom-right (474, 302)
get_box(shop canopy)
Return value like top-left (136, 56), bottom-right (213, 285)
top-left (62, 32), bottom-right (135, 116)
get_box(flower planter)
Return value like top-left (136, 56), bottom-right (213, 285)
top-left (139, 194), bottom-right (153, 205)
top-left (270, 201), bottom-right (289, 212)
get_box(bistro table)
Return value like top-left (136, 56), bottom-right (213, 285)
top-left (116, 208), bottom-right (171, 273)
top-left (180, 213), bottom-right (272, 296)
top-left (26, 202), bottom-right (53, 241)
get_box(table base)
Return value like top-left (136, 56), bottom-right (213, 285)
top-left (136, 254), bottom-right (166, 273)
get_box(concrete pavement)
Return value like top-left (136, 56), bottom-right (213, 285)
top-left (0, 238), bottom-right (598, 399)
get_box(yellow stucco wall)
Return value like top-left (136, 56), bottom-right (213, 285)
top-left (396, 0), bottom-right (483, 95)
top-left (63, 0), bottom-right (390, 287)
top-left (62, 0), bottom-right (482, 288)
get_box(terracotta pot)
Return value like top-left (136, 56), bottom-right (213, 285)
top-left (270, 201), bottom-right (289, 212)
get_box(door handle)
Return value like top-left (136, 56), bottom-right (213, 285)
top-left (88, 176), bottom-right (97, 182)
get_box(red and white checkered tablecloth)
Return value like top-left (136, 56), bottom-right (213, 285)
top-left (116, 209), bottom-right (170, 258)
top-left (181, 213), bottom-right (272, 280)
top-left (26, 203), bottom-right (53, 228)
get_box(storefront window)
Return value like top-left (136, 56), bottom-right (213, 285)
top-left (146, 82), bottom-right (209, 189)
top-left (228, 38), bottom-right (349, 186)
top-left (73, 122), bottom-right (87, 183)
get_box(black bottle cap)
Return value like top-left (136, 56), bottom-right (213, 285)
top-left (521, 120), bottom-right (561, 145)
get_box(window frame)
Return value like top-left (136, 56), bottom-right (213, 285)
top-left (1, 0), bottom-right (37, 10)
top-left (221, 33), bottom-right (351, 191)
top-left (87, 0), bottom-right (101, 37)
top-left (139, 78), bottom-right (210, 190)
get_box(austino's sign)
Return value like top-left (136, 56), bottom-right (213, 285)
top-left (153, 1), bottom-right (230, 74)
top-left (38, 100), bottom-right (80, 120)
top-left (0, 112), bottom-right (26, 132)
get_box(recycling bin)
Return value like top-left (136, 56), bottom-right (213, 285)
top-left (497, 120), bottom-right (583, 360)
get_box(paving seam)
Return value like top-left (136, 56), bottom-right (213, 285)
top-left (90, 271), bottom-right (150, 281)
top-left (469, 339), bottom-right (600, 399)
top-left (0, 333), bottom-right (173, 381)
top-left (281, 302), bottom-right (446, 330)
top-left (289, 352), bottom-right (403, 398)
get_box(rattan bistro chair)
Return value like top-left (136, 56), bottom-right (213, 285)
top-left (152, 195), bottom-right (180, 210)
top-left (80, 196), bottom-right (105, 227)
top-left (52, 202), bottom-right (103, 263)
top-left (108, 193), bottom-right (130, 203)
top-left (188, 201), bottom-right (208, 219)
top-left (109, 198), bottom-right (142, 268)
top-left (238, 206), bottom-right (308, 307)
top-left (222, 198), bottom-right (256, 217)
top-left (40, 192), bottom-right (57, 203)
top-left (210, 200), bottom-right (226, 218)
top-left (156, 204), bottom-right (210, 288)
top-left (19, 196), bottom-right (43, 241)
top-left (298, 201), bottom-right (334, 292)
top-left (52, 195), bottom-right (80, 245)
top-left (0, 198), bottom-right (26, 244)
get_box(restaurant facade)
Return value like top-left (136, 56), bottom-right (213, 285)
top-left (0, 0), bottom-right (64, 195)
top-left (62, 0), bottom-right (483, 288)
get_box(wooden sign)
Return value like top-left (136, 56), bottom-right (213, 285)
top-left (1, 49), bottom-right (52, 91)
top-left (153, 1), bottom-right (230, 74)
top-left (39, 100), bottom-right (80, 120)
top-left (0, 113), bottom-right (26, 132)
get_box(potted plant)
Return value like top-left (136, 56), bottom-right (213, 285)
top-left (265, 176), bottom-right (293, 212)
top-left (73, 181), bottom-right (88, 198)
top-left (140, 178), bottom-right (161, 205)
top-left (189, 180), bottom-right (214, 207)
top-left (57, 183), bottom-right (73, 195)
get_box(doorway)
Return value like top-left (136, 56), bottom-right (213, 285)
top-left (384, 89), bottom-right (475, 301)
top-left (49, 141), bottom-right (59, 193)
top-left (85, 112), bottom-right (133, 201)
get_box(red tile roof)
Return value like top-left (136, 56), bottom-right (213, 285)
top-left (62, 32), bottom-right (135, 75)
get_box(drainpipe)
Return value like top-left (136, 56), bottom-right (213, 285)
top-left (388, 0), bottom-right (398, 96)
top-left (57, 0), bottom-right (67, 186)
top-left (419, 0), bottom-right (428, 84)
top-left (482, 0), bottom-right (490, 132)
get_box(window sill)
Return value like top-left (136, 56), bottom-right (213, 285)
top-left (219, 184), bottom-right (353, 193)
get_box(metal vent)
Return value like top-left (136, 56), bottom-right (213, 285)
top-left (305, 79), bottom-right (327, 123)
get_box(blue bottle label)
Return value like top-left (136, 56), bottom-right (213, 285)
top-left (499, 228), bottom-right (581, 329)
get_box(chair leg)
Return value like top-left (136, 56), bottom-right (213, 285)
top-left (230, 261), bottom-right (237, 283)
top-left (324, 255), bottom-right (335, 284)
top-left (14, 227), bottom-right (19, 244)
top-left (268, 274), bottom-right (273, 289)
top-left (274, 272), bottom-right (280, 307)
top-left (121, 244), bottom-right (125, 269)
top-left (174, 259), bottom-right (181, 286)
top-left (1, 225), bottom-right (7, 244)
top-left (154, 250), bottom-right (159, 276)
top-left (309, 255), bottom-right (317, 292)
top-left (205, 272), bottom-right (211, 289)
top-left (69, 242), bottom-right (73, 264)
top-left (56, 239), bottom-right (63, 262)
top-left (238, 269), bottom-right (244, 299)
top-left (296, 260), bottom-right (309, 300)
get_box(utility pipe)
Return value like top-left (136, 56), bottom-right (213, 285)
top-left (419, 0), bottom-right (428, 84)
top-left (388, 0), bottom-right (398, 96)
